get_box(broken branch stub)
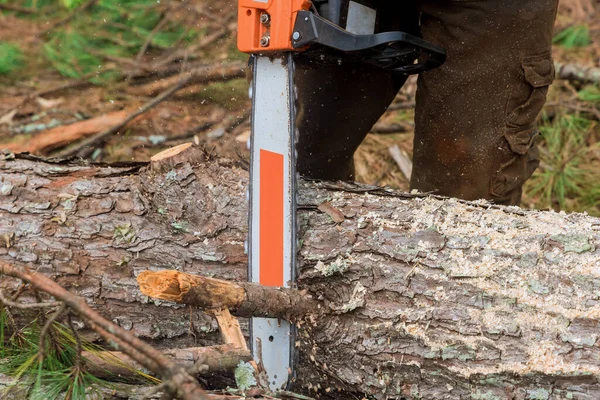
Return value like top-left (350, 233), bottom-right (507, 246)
top-left (137, 270), bottom-right (322, 320)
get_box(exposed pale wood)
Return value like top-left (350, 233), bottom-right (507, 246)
top-left (211, 308), bottom-right (248, 351)
top-left (138, 269), bottom-right (245, 309)
top-left (137, 270), bottom-right (321, 319)
top-left (149, 143), bottom-right (207, 173)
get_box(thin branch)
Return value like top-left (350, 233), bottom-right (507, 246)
top-left (141, 381), bottom-right (168, 400)
top-left (0, 288), bottom-right (61, 309)
top-left (67, 314), bottom-right (83, 370)
top-left (52, 63), bottom-right (245, 159)
top-left (54, 76), bottom-right (191, 159)
top-left (37, 303), bottom-right (67, 362)
top-left (135, 14), bottom-right (170, 64)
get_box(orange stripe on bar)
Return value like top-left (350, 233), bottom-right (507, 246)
top-left (259, 149), bottom-right (284, 286)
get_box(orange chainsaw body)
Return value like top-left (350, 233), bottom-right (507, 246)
top-left (237, 0), bottom-right (311, 52)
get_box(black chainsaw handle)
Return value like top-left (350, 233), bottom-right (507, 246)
top-left (291, 10), bottom-right (446, 75)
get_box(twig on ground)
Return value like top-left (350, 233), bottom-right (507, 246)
top-left (370, 121), bottom-right (412, 134)
top-left (150, 28), bottom-right (230, 70)
top-left (130, 62), bottom-right (246, 97)
top-left (53, 63), bottom-right (245, 159)
top-left (135, 14), bottom-right (170, 65)
top-left (67, 313), bottom-right (84, 370)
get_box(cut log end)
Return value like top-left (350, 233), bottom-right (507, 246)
top-left (137, 270), bottom-right (186, 302)
top-left (137, 270), bottom-right (245, 309)
top-left (150, 142), bottom-right (204, 173)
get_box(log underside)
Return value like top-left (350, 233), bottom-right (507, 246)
top-left (2, 151), bottom-right (600, 399)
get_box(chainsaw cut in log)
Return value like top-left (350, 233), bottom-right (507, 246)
top-left (2, 146), bottom-right (600, 399)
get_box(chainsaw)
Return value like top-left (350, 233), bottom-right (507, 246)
top-left (237, 0), bottom-right (445, 391)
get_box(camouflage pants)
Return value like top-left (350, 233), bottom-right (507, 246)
top-left (294, 0), bottom-right (559, 205)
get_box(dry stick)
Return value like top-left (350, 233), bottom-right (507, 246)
top-left (388, 145), bottom-right (413, 181)
top-left (54, 75), bottom-right (191, 159)
top-left (133, 61), bottom-right (246, 96)
top-left (0, 288), bottom-right (62, 309)
top-left (55, 63), bottom-right (245, 159)
top-left (37, 303), bottom-right (67, 361)
top-left (67, 314), bottom-right (84, 371)
top-left (84, 345), bottom-right (251, 379)
top-left (136, 270), bottom-right (323, 320)
top-left (0, 261), bottom-right (210, 400)
top-left (150, 28), bottom-right (229, 70)
top-left (135, 14), bottom-right (170, 65)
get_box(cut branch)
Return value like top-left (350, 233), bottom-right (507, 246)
top-left (137, 270), bottom-right (322, 320)
top-left (84, 345), bottom-right (251, 379)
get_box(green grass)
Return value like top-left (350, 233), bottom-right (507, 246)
top-left (578, 85), bottom-right (600, 104)
top-left (1, 311), bottom-right (158, 399)
top-left (38, 0), bottom-right (198, 82)
top-left (553, 24), bottom-right (591, 48)
top-left (525, 113), bottom-right (600, 214)
top-left (0, 42), bottom-right (24, 75)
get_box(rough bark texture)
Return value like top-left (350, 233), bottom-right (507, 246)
top-left (2, 150), bottom-right (600, 399)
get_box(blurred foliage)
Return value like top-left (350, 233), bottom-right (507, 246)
top-left (1, 0), bottom-right (199, 83)
top-left (526, 113), bottom-right (600, 214)
top-left (0, 42), bottom-right (24, 75)
top-left (553, 24), bottom-right (591, 48)
top-left (578, 84), bottom-right (600, 103)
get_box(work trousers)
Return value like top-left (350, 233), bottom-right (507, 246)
top-left (294, 0), bottom-right (559, 205)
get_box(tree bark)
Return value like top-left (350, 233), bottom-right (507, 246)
top-left (2, 149), bottom-right (600, 399)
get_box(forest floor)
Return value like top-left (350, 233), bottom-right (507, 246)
top-left (0, 0), bottom-right (599, 214)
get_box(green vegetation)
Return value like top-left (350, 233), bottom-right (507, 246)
top-left (1, 310), bottom-right (157, 399)
top-left (525, 113), bottom-right (600, 214)
top-left (1, 0), bottom-right (198, 82)
top-left (0, 42), bottom-right (24, 75)
top-left (553, 24), bottom-right (591, 48)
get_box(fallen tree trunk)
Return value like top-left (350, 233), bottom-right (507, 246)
top-left (2, 148), bottom-right (600, 399)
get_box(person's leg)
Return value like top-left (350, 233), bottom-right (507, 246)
top-left (295, 2), bottom-right (419, 181)
top-left (412, 0), bottom-right (559, 205)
